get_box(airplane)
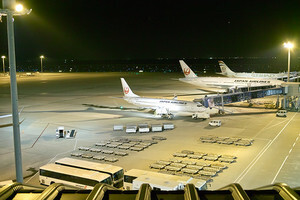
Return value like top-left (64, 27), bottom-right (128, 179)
top-left (120, 78), bottom-right (211, 119)
top-left (179, 60), bottom-right (284, 93)
top-left (218, 61), bottom-right (299, 81)
top-left (0, 108), bottom-right (24, 128)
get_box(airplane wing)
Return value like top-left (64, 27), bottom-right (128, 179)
top-left (0, 114), bottom-right (12, 119)
top-left (0, 107), bottom-right (25, 128)
top-left (82, 103), bottom-right (148, 111)
top-left (0, 107), bottom-right (24, 119)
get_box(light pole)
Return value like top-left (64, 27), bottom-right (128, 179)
top-left (0, 0), bottom-right (31, 183)
top-left (283, 42), bottom-right (294, 82)
top-left (40, 55), bottom-right (44, 73)
top-left (1, 55), bottom-right (5, 74)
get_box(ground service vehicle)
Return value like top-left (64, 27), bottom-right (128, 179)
top-left (39, 164), bottom-right (112, 189)
top-left (192, 112), bottom-right (210, 119)
top-left (209, 120), bottom-right (222, 127)
top-left (276, 110), bottom-right (287, 117)
top-left (55, 157), bottom-right (124, 188)
top-left (66, 129), bottom-right (76, 138)
top-left (56, 126), bottom-right (65, 138)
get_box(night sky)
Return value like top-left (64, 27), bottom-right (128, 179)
top-left (1, 0), bottom-right (300, 61)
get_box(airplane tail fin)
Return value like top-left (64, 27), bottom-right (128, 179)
top-left (218, 61), bottom-right (235, 76)
top-left (179, 60), bottom-right (198, 78)
top-left (120, 78), bottom-right (139, 98)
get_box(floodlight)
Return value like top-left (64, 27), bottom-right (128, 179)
top-left (15, 4), bottom-right (24, 12)
top-left (283, 42), bottom-right (294, 49)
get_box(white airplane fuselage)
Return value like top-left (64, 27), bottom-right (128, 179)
top-left (218, 61), bottom-right (299, 80)
top-left (120, 77), bottom-right (209, 119)
top-left (227, 72), bottom-right (288, 79)
top-left (123, 96), bottom-right (206, 114)
top-left (179, 60), bottom-right (284, 92)
top-left (179, 77), bottom-right (283, 91)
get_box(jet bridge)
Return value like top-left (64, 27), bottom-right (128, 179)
top-left (194, 87), bottom-right (286, 109)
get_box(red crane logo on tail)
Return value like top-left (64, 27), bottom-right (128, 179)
top-left (184, 68), bottom-right (190, 75)
top-left (124, 87), bottom-right (129, 94)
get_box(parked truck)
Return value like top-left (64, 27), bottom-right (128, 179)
top-left (56, 126), bottom-right (65, 138)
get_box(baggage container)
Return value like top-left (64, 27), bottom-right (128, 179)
top-left (138, 124), bottom-right (150, 133)
top-left (163, 123), bottom-right (174, 130)
top-left (126, 125), bottom-right (137, 133)
top-left (151, 124), bottom-right (163, 132)
top-left (113, 124), bottom-right (124, 131)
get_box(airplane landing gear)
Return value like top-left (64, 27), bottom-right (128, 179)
top-left (218, 110), bottom-right (225, 115)
top-left (167, 114), bottom-right (174, 119)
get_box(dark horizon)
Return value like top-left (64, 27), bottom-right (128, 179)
top-left (14, 57), bottom-right (300, 74)
top-left (1, 0), bottom-right (300, 62)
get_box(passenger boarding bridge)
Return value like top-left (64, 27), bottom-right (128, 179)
top-left (194, 87), bottom-right (284, 110)
top-left (195, 82), bottom-right (300, 111)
